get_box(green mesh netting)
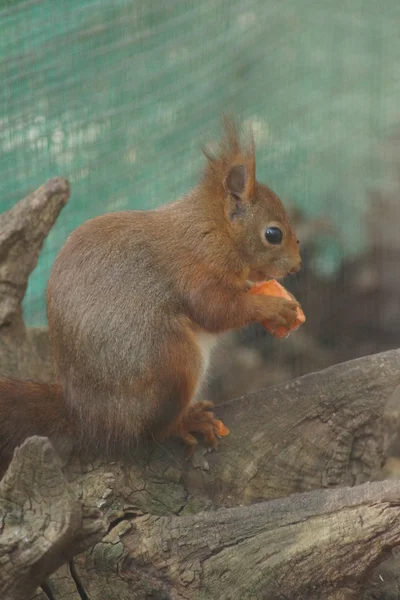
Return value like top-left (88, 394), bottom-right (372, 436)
top-left (1, 0), bottom-right (399, 325)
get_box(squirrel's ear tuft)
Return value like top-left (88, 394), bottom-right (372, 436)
top-left (201, 115), bottom-right (256, 200)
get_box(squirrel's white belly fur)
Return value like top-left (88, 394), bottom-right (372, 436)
top-left (192, 331), bottom-right (219, 402)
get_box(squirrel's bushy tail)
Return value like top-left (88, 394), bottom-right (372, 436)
top-left (0, 377), bottom-right (72, 475)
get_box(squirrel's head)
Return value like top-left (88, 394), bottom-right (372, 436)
top-left (202, 117), bottom-right (302, 281)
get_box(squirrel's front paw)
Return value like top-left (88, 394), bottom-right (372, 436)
top-left (261, 296), bottom-right (299, 330)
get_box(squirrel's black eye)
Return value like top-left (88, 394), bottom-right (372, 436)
top-left (264, 226), bottom-right (283, 245)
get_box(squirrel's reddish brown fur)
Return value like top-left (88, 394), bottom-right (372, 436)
top-left (0, 117), bottom-right (301, 471)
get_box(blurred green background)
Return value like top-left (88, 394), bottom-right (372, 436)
top-left (1, 0), bottom-right (399, 325)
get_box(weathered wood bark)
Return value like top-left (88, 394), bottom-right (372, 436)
top-left (3, 436), bottom-right (400, 600)
top-left (0, 178), bottom-right (68, 382)
top-left (183, 349), bottom-right (400, 506)
top-left (73, 479), bottom-right (400, 600)
top-left (0, 437), bottom-right (107, 600)
top-left (1, 181), bottom-right (400, 600)
top-left (0, 177), bottom-right (69, 327)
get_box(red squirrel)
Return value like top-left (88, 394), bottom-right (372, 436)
top-left (0, 118), bottom-right (301, 470)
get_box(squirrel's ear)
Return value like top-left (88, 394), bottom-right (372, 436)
top-left (225, 164), bottom-right (246, 195)
top-left (224, 163), bottom-right (254, 202)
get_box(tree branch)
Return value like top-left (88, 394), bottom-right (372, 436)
top-left (0, 436), bottom-right (107, 600)
top-left (0, 179), bottom-right (68, 381)
top-left (81, 349), bottom-right (400, 516)
top-left (54, 480), bottom-right (400, 600)
top-left (3, 436), bottom-right (400, 600)
top-left (0, 177), bottom-right (69, 327)
top-left (184, 348), bottom-right (400, 505)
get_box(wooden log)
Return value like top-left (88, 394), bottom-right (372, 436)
top-left (3, 438), bottom-right (400, 600)
top-left (0, 178), bottom-right (68, 381)
top-left (0, 437), bottom-right (107, 600)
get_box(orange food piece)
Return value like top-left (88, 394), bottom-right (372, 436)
top-left (214, 419), bottom-right (230, 437)
top-left (249, 280), bottom-right (306, 339)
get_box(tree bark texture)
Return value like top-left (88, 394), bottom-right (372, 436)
top-left (0, 437), bottom-right (107, 600)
